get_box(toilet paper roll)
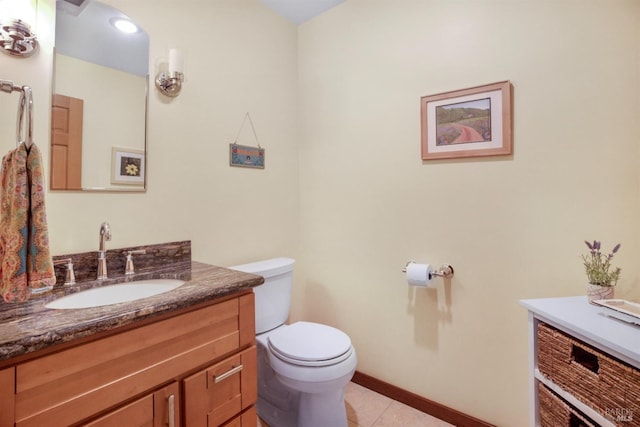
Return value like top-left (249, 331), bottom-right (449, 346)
top-left (406, 263), bottom-right (434, 287)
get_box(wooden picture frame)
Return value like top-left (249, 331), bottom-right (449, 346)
top-left (111, 147), bottom-right (145, 186)
top-left (421, 81), bottom-right (512, 160)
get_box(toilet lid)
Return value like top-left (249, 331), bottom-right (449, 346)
top-left (268, 321), bottom-right (352, 363)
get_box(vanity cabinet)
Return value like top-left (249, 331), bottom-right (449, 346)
top-left (1, 290), bottom-right (257, 427)
top-left (521, 297), bottom-right (640, 427)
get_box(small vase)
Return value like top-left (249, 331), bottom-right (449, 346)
top-left (587, 283), bottom-right (614, 304)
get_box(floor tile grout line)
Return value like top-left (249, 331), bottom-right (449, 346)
top-left (369, 399), bottom-right (395, 427)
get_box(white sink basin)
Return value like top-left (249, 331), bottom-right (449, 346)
top-left (45, 279), bottom-right (186, 309)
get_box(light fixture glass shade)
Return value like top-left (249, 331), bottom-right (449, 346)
top-left (156, 48), bottom-right (184, 97)
top-left (168, 48), bottom-right (183, 74)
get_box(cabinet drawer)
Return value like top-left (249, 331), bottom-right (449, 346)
top-left (15, 298), bottom-right (245, 427)
top-left (537, 322), bottom-right (638, 425)
top-left (538, 383), bottom-right (597, 427)
top-left (184, 345), bottom-right (257, 427)
top-left (82, 382), bottom-right (179, 427)
top-left (221, 407), bottom-right (257, 427)
top-left (82, 394), bottom-right (154, 427)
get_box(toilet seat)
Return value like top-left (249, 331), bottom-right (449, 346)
top-left (268, 321), bottom-right (353, 367)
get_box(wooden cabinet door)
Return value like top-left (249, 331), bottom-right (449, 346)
top-left (154, 381), bottom-right (180, 427)
top-left (0, 367), bottom-right (15, 427)
top-left (184, 346), bottom-right (257, 427)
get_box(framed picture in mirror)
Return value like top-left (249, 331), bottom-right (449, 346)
top-left (111, 147), bottom-right (145, 186)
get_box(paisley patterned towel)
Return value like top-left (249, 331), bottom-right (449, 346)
top-left (0, 143), bottom-right (55, 302)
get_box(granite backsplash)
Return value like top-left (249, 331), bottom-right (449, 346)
top-left (52, 240), bottom-right (191, 287)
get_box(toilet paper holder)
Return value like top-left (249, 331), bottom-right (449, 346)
top-left (401, 261), bottom-right (454, 278)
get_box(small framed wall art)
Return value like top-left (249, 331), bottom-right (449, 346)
top-left (111, 146), bottom-right (145, 186)
top-left (421, 81), bottom-right (513, 160)
top-left (229, 143), bottom-right (265, 169)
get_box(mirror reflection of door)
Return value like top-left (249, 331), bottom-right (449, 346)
top-left (50, 94), bottom-right (83, 190)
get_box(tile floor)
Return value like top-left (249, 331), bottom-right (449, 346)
top-left (258, 381), bottom-right (454, 427)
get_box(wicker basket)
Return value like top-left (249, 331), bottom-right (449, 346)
top-left (537, 322), bottom-right (639, 426)
top-left (539, 383), bottom-right (597, 427)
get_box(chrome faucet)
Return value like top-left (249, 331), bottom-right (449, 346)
top-left (97, 222), bottom-right (111, 279)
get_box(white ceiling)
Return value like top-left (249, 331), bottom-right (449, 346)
top-left (54, 0), bottom-right (344, 75)
top-left (56, 0), bottom-right (149, 76)
top-left (258, 0), bottom-right (345, 24)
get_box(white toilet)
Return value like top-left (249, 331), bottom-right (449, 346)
top-left (230, 258), bottom-right (357, 427)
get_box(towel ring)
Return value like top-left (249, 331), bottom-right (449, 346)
top-left (16, 86), bottom-right (33, 149)
top-left (1, 79), bottom-right (34, 149)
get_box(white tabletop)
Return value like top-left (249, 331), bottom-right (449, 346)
top-left (521, 296), bottom-right (640, 368)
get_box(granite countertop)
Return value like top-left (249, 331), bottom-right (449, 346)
top-left (0, 260), bottom-right (264, 364)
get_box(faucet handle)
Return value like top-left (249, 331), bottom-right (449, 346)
top-left (125, 250), bottom-right (146, 275)
top-left (53, 258), bottom-right (76, 286)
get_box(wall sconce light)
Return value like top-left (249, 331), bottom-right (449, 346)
top-left (0, 18), bottom-right (38, 57)
top-left (155, 48), bottom-right (184, 97)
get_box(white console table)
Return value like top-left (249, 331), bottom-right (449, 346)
top-left (521, 296), bottom-right (640, 426)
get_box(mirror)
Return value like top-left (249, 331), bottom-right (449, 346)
top-left (51, 0), bottom-right (149, 191)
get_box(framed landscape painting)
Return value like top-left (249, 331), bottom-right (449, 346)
top-left (421, 81), bottom-right (513, 160)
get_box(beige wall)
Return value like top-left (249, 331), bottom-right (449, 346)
top-left (1, 0), bottom-right (639, 425)
top-left (0, 0), bottom-right (299, 264)
top-left (295, 0), bottom-right (640, 425)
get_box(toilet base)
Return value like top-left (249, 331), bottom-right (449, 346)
top-left (257, 389), bottom-right (348, 427)
top-left (256, 333), bottom-right (352, 427)
top-left (298, 389), bottom-right (348, 427)
top-left (257, 395), bottom-right (298, 427)
top-left (257, 340), bottom-right (300, 427)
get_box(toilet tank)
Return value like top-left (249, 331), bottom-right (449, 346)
top-left (229, 257), bottom-right (295, 334)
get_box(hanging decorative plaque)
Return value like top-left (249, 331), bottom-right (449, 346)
top-left (229, 112), bottom-right (265, 169)
top-left (229, 143), bottom-right (265, 169)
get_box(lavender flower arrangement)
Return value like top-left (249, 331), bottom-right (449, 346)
top-left (582, 240), bottom-right (621, 287)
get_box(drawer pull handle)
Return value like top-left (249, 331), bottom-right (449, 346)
top-left (214, 364), bottom-right (243, 383)
top-left (168, 394), bottom-right (175, 427)
top-left (571, 344), bottom-right (599, 374)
